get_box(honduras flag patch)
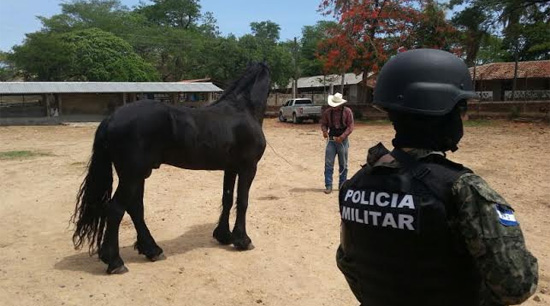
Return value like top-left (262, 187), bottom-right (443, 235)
top-left (495, 204), bottom-right (519, 226)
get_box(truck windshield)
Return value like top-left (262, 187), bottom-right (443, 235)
top-left (295, 100), bottom-right (312, 105)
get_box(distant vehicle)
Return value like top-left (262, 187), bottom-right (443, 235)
top-left (278, 98), bottom-right (322, 124)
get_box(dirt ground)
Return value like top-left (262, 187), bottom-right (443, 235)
top-left (0, 118), bottom-right (549, 306)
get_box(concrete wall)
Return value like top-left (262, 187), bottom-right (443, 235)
top-left (475, 78), bottom-right (550, 101)
top-left (468, 100), bottom-right (550, 119)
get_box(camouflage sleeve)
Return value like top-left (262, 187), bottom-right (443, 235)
top-left (452, 173), bottom-right (538, 305)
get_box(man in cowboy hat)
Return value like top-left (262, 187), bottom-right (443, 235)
top-left (320, 92), bottom-right (354, 194)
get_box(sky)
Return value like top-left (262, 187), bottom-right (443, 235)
top-left (0, 0), bottom-right (332, 52)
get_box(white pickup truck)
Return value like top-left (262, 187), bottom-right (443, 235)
top-left (278, 98), bottom-right (323, 124)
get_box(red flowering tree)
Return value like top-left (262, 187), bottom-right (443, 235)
top-left (318, 0), bottom-right (459, 77)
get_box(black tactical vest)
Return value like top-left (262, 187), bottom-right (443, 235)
top-left (328, 108), bottom-right (347, 137)
top-left (337, 150), bottom-right (481, 306)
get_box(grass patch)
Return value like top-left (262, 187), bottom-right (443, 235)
top-left (0, 150), bottom-right (53, 160)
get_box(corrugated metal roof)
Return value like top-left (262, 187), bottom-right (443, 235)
top-left (0, 82), bottom-right (223, 94)
top-left (469, 60), bottom-right (550, 80)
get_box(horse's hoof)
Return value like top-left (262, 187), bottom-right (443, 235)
top-left (213, 227), bottom-right (233, 245)
top-left (233, 239), bottom-right (254, 251)
top-left (148, 253), bottom-right (166, 262)
top-left (107, 265), bottom-right (129, 275)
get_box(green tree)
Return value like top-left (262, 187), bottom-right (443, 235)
top-left (199, 11), bottom-right (220, 37)
top-left (10, 28), bottom-right (158, 81)
top-left (136, 0), bottom-right (202, 29)
top-left (129, 0), bottom-right (223, 81)
top-left (39, 0), bottom-right (145, 35)
top-left (9, 32), bottom-right (74, 80)
top-left (476, 34), bottom-right (508, 64)
top-left (300, 21), bottom-right (338, 76)
top-left (238, 21), bottom-right (293, 88)
top-left (0, 51), bottom-right (17, 81)
top-left (250, 21), bottom-right (281, 43)
top-left (64, 28), bottom-right (159, 81)
top-left (413, 1), bottom-right (460, 51)
top-left (452, 5), bottom-right (490, 66)
top-left (450, 0), bottom-right (550, 61)
top-left (197, 35), bottom-right (250, 82)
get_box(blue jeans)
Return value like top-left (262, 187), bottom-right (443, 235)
top-left (324, 138), bottom-right (349, 189)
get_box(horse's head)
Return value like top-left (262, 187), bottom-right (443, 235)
top-left (217, 62), bottom-right (271, 121)
top-left (249, 62), bottom-right (271, 110)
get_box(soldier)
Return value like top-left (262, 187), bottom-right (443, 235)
top-left (336, 49), bottom-right (538, 306)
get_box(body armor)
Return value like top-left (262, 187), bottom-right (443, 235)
top-left (337, 151), bottom-right (482, 306)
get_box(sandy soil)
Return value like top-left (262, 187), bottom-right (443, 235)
top-left (0, 118), bottom-right (549, 306)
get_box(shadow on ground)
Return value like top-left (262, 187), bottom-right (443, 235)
top-left (54, 222), bottom-right (229, 275)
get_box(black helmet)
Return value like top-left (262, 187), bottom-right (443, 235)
top-left (373, 49), bottom-right (476, 116)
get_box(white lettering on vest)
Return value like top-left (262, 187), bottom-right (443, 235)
top-left (341, 206), bottom-right (351, 220)
top-left (344, 190), bottom-right (354, 202)
top-left (398, 195), bottom-right (415, 209)
top-left (343, 189), bottom-right (416, 209)
top-left (352, 191), bottom-right (361, 203)
top-left (370, 211), bottom-right (381, 226)
top-left (381, 213), bottom-right (397, 228)
top-left (341, 189), bottom-right (417, 231)
top-left (398, 214), bottom-right (415, 230)
top-left (390, 193), bottom-right (399, 208)
top-left (340, 206), bottom-right (416, 231)
top-left (376, 192), bottom-right (390, 207)
top-left (355, 209), bottom-right (364, 223)
top-left (360, 191), bottom-right (369, 205)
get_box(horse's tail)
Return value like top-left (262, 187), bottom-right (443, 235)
top-left (71, 118), bottom-right (113, 255)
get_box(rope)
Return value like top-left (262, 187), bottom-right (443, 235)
top-left (266, 141), bottom-right (294, 166)
top-left (327, 138), bottom-right (348, 177)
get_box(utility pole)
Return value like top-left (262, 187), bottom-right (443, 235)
top-left (292, 37), bottom-right (299, 99)
top-left (511, 44), bottom-right (519, 102)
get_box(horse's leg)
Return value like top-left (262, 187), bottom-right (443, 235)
top-left (126, 179), bottom-right (164, 262)
top-left (213, 170), bottom-right (237, 245)
top-left (99, 178), bottom-right (142, 274)
top-left (99, 177), bottom-right (150, 274)
top-left (232, 165), bottom-right (257, 250)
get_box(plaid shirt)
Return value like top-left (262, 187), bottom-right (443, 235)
top-left (320, 106), bottom-right (354, 139)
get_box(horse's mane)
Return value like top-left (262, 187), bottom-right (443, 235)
top-left (211, 62), bottom-right (269, 105)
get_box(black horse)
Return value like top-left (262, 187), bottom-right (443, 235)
top-left (72, 63), bottom-right (271, 274)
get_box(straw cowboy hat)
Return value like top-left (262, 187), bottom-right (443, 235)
top-left (328, 92), bottom-right (347, 107)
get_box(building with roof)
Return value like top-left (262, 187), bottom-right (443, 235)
top-left (270, 72), bottom-right (376, 106)
top-left (470, 60), bottom-right (550, 101)
top-left (0, 82), bottom-right (223, 120)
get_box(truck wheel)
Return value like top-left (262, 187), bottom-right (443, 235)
top-left (279, 112), bottom-right (286, 122)
top-left (292, 113), bottom-right (298, 124)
